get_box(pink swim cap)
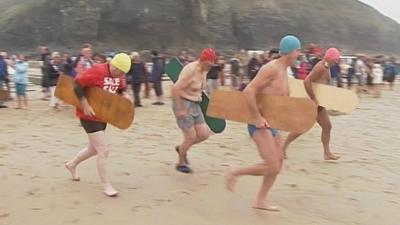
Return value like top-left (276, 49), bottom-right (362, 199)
top-left (324, 48), bottom-right (341, 61)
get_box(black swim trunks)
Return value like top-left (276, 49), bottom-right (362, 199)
top-left (80, 119), bottom-right (107, 133)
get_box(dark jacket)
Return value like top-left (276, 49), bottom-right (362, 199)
top-left (247, 57), bottom-right (261, 81)
top-left (151, 57), bottom-right (164, 82)
top-left (207, 64), bottom-right (222, 80)
top-left (127, 61), bottom-right (147, 84)
top-left (46, 62), bottom-right (61, 87)
top-left (230, 58), bottom-right (240, 76)
top-left (63, 58), bottom-right (76, 77)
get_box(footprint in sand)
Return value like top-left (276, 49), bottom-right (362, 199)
top-left (180, 191), bottom-right (191, 196)
top-left (223, 152), bottom-right (235, 156)
top-left (285, 183), bottom-right (298, 188)
top-left (26, 188), bottom-right (40, 196)
top-left (153, 199), bottom-right (172, 207)
top-left (154, 199), bottom-right (172, 203)
top-left (71, 219), bottom-right (80, 224)
top-left (160, 161), bottom-right (172, 166)
top-left (0, 213), bottom-right (10, 218)
top-left (131, 205), bottom-right (152, 211)
top-left (29, 208), bottom-right (42, 211)
top-left (37, 150), bottom-right (48, 154)
top-left (0, 164), bottom-right (4, 167)
top-left (383, 190), bottom-right (396, 195)
top-left (297, 168), bottom-right (309, 174)
top-left (348, 198), bottom-right (360, 204)
top-left (389, 200), bottom-right (398, 205)
top-left (117, 172), bottom-right (131, 176)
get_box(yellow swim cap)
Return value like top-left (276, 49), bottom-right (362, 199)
top-left (111, 53), bottom-right (131, 73)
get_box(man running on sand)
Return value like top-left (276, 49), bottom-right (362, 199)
top-left (172, 48), bottom-right (216, 174)
top-left (65, 53), bottom-right (131, 197)
top-left (283, 48), bottom-right (341, 160)
top-left (225, 35), bottom-right (301, 211)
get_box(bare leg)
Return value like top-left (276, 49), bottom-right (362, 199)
top-left (282, 133), bottom-right (302, 159)
top-left (65, 140), bottom-right (97, 181)
top-left (177, 128), bottom-right (197, 166)
top-left (317, 108), bottom-right (340, 160)
top-left (225, 129), bottom-right (283, 211)
top-left (373, 85), bottom-right (381, 97)
top-left (16, 96), bottom-right (22, 109)
top-left (89, 131), bottom-right (118, 197)
top-left (176, 124), bottom-right (210, 165)
top-left (23, 96), bottom-right (28, 108)
top-left (177, 124), bottom-right (210, 166)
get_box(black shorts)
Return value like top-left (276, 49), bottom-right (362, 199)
top-left (80, 119), bottom-right (107, 133)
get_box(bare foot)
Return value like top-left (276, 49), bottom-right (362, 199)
top-left (324, 152), bottom-right (340, 160)
top-left (252, 202), bottom-right (280, 212)
top-left (225, 170), bottom-right (237, 192)
top-left (64, 163), bottom-right (80, 181)
top-left (103, 185), bottom-right (118, 197)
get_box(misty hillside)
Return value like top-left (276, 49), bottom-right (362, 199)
top-left (0, 0), bottom-right (399, 55)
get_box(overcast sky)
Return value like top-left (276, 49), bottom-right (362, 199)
top-left (359, 0), bottom-right (400, 23)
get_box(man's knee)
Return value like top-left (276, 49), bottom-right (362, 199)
top-left (266, 161), bottom-right (282, 176)
top-left (184, 131), bottom-right (197, 144)
top-left (95, 143), bottom-right (110, 158)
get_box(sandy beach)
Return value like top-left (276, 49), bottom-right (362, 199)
top-left (0, 82), bottom-right (399, 225)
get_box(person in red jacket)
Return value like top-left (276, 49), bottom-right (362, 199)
top-left (297, 55), bottom-right (309, 80)
top-left (65, 53), bottom-right (131, 197)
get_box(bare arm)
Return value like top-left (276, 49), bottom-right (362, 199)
top-left (304, 63), bottom-right (324, 104)
top-left (73, 81), bottom-right (96, 116)
top-left (243, 65), bottom-right (274, 127)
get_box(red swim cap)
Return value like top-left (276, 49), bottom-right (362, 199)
top-left (199, 48), bottom-right (216, 62)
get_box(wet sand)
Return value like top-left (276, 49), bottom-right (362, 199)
top-left (0, 83), bottom-right (399, 225)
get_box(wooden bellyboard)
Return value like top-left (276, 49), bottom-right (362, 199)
top-left (207, 90), bottom-right (317, 133)
top-left (165, 57), bottom-right (226, 133)
top-left (288, 78), bottom-right (359, 113)
top-left (55, 74), bottom-right (134, 129)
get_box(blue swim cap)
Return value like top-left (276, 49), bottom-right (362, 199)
top-left (279, 35), bottom-right (301, 55)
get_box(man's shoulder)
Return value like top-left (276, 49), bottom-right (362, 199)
top-left (260, 60), bottom-right (278, 72)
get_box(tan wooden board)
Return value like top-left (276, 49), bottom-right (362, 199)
top-left (55, 75), bottom-right (134, 129)
top-left (207, 90), bottom-right (317, 133)
top-left (289, 78), bottom-right (359, 113)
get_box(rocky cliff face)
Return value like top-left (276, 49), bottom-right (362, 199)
top-left (1, 0), bottom-right (399, 54)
